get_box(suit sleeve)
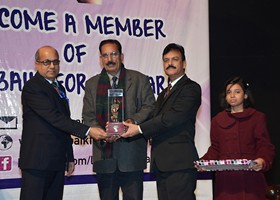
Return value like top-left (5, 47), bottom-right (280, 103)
top-left (67, 137), bottom-right (74, 162)
top-left (141, 81), bottom-right (201, 138)
top-left (22, 81), bottom-right (89, 139)
top-left (254, 113), bottom-right (275, 171)
top-left (128, 74), bottom-right (155, 124)
top-left (82, 78), bottom-right (102, 128)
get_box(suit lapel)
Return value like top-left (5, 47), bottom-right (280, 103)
top-left (154, 93), bottom-right (165, 115)
top-left (36, 73), bottom-right (70, 115)
top-left (55, 82), bottom-right (70, 114)
top-left (155, 75), bottom-right (189, 115)
top-left (125, 71), bottom-right (132, 92)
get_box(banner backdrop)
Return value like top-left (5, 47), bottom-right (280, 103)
top-left (0, 0), bottom-right (211, 199)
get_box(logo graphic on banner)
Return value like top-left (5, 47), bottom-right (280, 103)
top-left (0, 116), bottom-right (18, 129)
top-left (0, 156), bottom-right (12, 171)
top-left (0, 134), bottom-right (13, 151)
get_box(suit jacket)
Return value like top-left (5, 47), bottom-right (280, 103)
top-left (140, 75), bottom-right (201, 172)
top-left (82, 69), bottom-right (155, 173)
top-left (19, 72), bottom-right (89, 171)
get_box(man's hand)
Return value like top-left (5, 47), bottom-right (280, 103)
top-left (65, 162), bottom-right (75, 177)
top-left (88, 127), bottom-right (108, 140)
top-left (121, 121), bottom-right (140, 138)
top-left (124, 118), bottom-right (135, 124)
top-left (105, 134), bottom-right (121, 143)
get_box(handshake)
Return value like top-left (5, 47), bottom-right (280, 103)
top-left (88, 118), bottom-right (141, 142)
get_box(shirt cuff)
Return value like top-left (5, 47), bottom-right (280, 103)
top-left (85, 128), bottom-right (90, 136)
top-left (138, 125), bottom-right (143, 134)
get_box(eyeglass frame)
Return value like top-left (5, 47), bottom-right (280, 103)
top-left (36, 59), bottom-right (60, 66)
top-left (100, 51), bottom-right (120, 59)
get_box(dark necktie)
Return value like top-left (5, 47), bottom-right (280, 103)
top-left (52, 82), bottom-right (68, 101)
top-left (112, 76), bottom-right (118, 89)
top-left (165, 83), bottom-right (172, 97)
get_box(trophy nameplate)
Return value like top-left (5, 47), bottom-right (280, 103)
top-left (107, 89), bottom-right (124, 135)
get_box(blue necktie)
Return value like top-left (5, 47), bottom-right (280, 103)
top-left (52, 82), bottom-right (68, 101)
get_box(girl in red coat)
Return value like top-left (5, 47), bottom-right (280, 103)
top-left (197, 76), bottom-right (275, 200)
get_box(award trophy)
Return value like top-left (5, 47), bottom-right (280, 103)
top-left (107, 89), bottom-right (124, 135)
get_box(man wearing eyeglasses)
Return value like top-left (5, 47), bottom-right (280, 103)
top-left (82, 39), bottom-right (155, 200)
top-left (19, 45), bottom-right (108, 200)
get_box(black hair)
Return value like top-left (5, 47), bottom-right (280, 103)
top-left (220, 76), bottom-right (255, 112)
top-left (162, 43), bottom-right (186, 61)
top-left (99, 39), bottom-right (122, 54)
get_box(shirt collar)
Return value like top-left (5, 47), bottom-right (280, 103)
top-left (107, 71), bottom-right (120, 80)
top-left (107, 72), bottom-right (120, 85)
top-left (45, 78), bottom-right (58, 84)
top-left (170, 74), bottom-right (184, 88)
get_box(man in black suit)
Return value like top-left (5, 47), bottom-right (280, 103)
top-left (19, 45), bottom-right (108, 200)
top-left (122, 43), bottom-right (201, 200)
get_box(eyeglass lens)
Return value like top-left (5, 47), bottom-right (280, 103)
top-left (101, 52), bottom-right (119, 58)
top-left (38, 59), bottom-right (60, 66)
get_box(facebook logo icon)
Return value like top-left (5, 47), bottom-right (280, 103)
top-left (0, 156), bottom-right (12, 171)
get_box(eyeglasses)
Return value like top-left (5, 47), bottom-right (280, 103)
top-left (37, 59), bottom-right (60, 66)
top-left (101, 52), bottom-right (120, 59)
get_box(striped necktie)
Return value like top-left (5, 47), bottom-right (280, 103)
top-left (165, 83), bottom-right (172, 97)
top-left (52, 82), bottom-right (67, 100)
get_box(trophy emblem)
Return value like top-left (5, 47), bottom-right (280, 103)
top-left (107, 89), bottom-right (124, 135)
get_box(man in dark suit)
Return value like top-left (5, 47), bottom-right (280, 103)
top-left (19, 45), bottom-right (108, 200)
top-left (122, 43), bottom-right (201, 200)
top-left (82, 39), bottom-right (155, 200)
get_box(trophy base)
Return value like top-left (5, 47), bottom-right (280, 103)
top-left (107, 122), bottom-right (125, 135)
